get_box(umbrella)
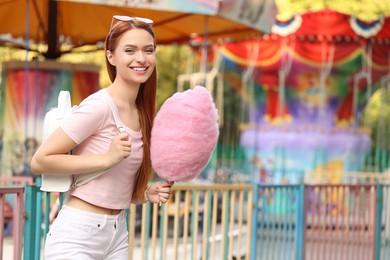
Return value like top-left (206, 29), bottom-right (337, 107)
top-left (0, 0), bottom-right (276, 58)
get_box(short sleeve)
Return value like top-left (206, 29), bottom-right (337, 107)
top-left (60, 92), bottom-right (108, 144)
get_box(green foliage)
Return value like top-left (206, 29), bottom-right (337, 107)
top-left (362, 86), bottom-right (390, 146)
top-left (155, 44), bottom-right (192, 111)
top-left (361, 85), bottom-right (390, 171)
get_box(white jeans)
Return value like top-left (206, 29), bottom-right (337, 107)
top-left (44, 205), bottom-right (128, 260)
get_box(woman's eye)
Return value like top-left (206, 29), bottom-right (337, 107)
top-left (145, 49), bottom-right (154, 54)
top-left (125, 49), bottom-right (135, 54)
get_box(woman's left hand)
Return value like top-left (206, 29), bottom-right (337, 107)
top-left (147, 181), bottom-right (174, 204)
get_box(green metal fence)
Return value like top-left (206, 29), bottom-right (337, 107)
top-left (3, 180), bottom-right (390, 259)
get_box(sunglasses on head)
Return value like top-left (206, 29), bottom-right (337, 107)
top-left (109, 15), bottom-right (154, 33)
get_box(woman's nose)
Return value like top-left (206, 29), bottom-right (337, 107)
top-left (135, 51), bottom-right (146, 62)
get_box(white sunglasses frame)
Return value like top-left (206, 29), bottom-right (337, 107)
top-left (109, 15), bottom-right (154, 33)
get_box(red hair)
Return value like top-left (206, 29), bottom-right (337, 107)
top-left (104, 20), bottom-right (156, 201)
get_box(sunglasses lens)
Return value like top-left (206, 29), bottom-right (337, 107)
top-left (136, 17), bottom-right (154, 24)
top-left (110, 15), bottom-right (153, 33)
top-left (113, 15), bottom-right (153, 24)
top-left (113, 15), bottom-right (132, 22)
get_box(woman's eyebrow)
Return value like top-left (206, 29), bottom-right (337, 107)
top-left (123, 44), bottom-right (155, 48)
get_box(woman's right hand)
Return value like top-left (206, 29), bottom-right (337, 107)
top-left (106, 132), bottom-right (132, 167)
top-left (31, 128), bottom-right (132, 175)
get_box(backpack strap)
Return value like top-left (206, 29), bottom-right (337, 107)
top-left (101, 89), bottom-right (125, 133)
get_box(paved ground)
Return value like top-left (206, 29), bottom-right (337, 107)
top-left (3, 236), bottom-right (15, 260)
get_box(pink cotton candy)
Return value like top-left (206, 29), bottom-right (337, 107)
top-left (151, 86), bottom-right (219, 182)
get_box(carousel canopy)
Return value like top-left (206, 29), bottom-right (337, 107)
top-left (0, 0), bottom-right (276, 58)
top-left (219, 9), bottom-right (390, 127)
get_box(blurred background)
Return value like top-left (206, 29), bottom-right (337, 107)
top-left (0, 0), bottom-right (389, 185)
top-left (1, 1), bottom-right (390, 259)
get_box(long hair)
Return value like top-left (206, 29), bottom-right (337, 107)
top-left (104, 20), bottom-right (156, 201)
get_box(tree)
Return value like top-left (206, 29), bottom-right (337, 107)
top-left (361, 83), bottom-right (390, 172)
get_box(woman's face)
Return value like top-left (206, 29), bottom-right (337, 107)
top-left (107, 28), bottom-right (156, 86)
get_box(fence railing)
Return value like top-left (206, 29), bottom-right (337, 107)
top-left (252, 184), bottom-right (304, 260)
top-left (3, 179), bottom-right (390, 260)
top-left (0, 187), bottom-right (24, 260)
top-left (0, 176), bottom-right (33, 260)
top-left (251, 184), bottom-right (382, 260)
top-left (304, 184), bottom-right (377, 260)
top-left (127, 184), bottom-right (253, 260)
top-left (379, 185), bottom-right (390, 260)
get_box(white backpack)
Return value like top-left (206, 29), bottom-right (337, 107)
top-left (40, 89), bottom-right (123, 192)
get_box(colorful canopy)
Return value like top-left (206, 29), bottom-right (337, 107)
top-left (0, 0), bottom-right (275, 58)
top-left (275, 0), bottom-right (390, 22)
top-left (219, 10), bottom-right (390, 126)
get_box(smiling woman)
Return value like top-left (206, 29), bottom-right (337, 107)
top-left (55, 43), bottom-right (192, 112)
top-left (30, 16), bottom-right (174, 259)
